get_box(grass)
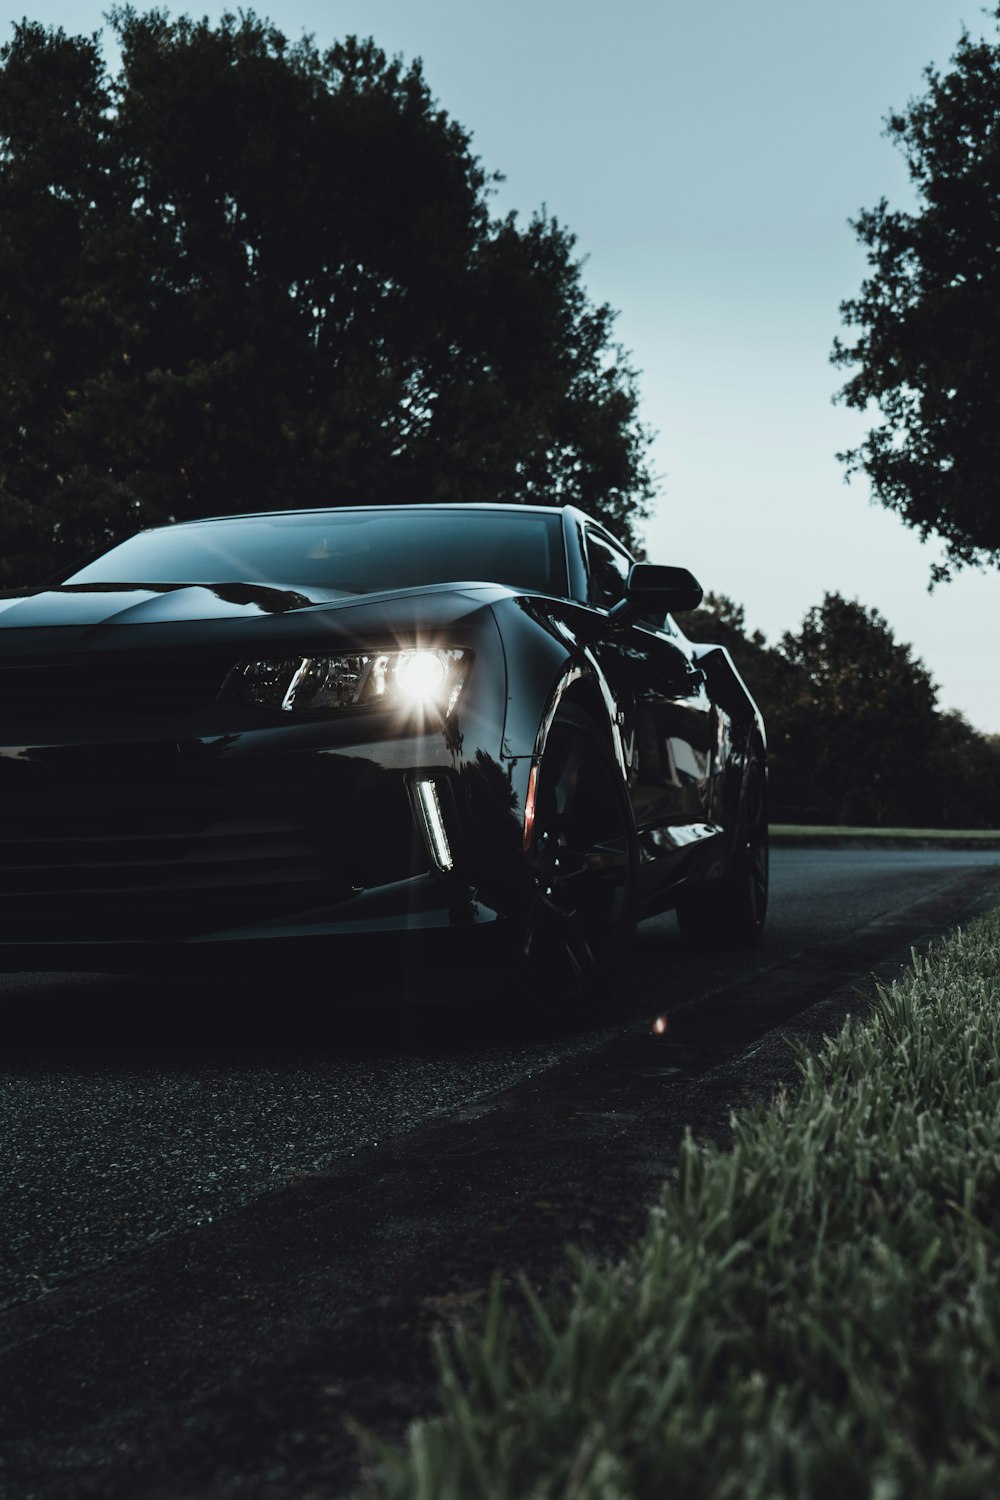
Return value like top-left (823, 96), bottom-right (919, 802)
top-left (358, 912), bottom-right (1000, 1499)
top-left (771, 824), bottom-right (1000, 842)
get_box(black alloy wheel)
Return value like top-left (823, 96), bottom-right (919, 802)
top-left (520, 704), bottom-right (637, 1012)
top-left (676, 752), bottom-right (769, 948)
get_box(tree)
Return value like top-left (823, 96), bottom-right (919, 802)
top-left (928, 711), bottom-right (1000, 828)
top-left (778, 594), bottom-right (939, 824)
top-left (679, 592), bottom-right (998, 827)
top-left (0, 10), bottom-right (653, 583)
top-left (832, 9), bottom-right (1000, 579)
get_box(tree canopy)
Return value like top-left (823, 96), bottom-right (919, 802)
top-left (832, 7), bottom-right (1000, 579)
top-left (679, 592), bottom-right (1000, 828)
top-left (778, 594), bottom-right (940, 825)
top-left (0, 8), bottom-right (653, 583)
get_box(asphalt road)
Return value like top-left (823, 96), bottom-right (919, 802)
top-left (2, 846), bottom-right (998, 1314)
top-left (1, 846), bottom-right (999, 1497)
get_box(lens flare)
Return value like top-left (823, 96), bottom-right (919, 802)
top-left (395, 650), bottom-right (448, 702)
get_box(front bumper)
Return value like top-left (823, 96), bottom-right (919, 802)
top-left (0, 876), bottom-right (505, 975)
top-left (0, 717), bottom-right (522, 974)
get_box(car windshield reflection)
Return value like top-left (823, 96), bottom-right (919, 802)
top-left (64, 508), bottom-right (567, 599)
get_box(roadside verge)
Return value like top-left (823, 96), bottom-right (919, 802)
top-left (364, 904), bottom-right (1000, 1499)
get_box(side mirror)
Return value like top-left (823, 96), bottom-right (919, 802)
top-left (608, 563), bottom-right (703, 625)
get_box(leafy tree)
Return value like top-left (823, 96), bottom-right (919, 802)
top-left (0, 9), bottom-right (652, 583)
top-left (678, 593), bottom-right (762, 652)
top-left (927, 711), bottom-right (1000, 828)
top-left (681, 592), bottom-right (996, 827)
top-left (778, 594), bottom-right (940, 824)
top-left (833, 9), bottom-right (1000, 578)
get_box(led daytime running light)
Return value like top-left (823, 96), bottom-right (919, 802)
top-left (415, 778), bottom-right (455, 872)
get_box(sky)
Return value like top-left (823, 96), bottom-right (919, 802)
top-left (5, 0), bottom-right (1000, 730)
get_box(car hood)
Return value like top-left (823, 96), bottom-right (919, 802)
top-left (0, 581), bottom-right (346, 628)
top-left (0, 579), bottom-right (517, 660)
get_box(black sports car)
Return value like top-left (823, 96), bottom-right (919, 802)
top-left (0, 503), bottom-right (767, 1003)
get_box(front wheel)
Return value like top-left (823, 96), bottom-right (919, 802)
top-left (518, 705), bottom-right (637, 1015)
top-left (676, 753), bottom-right (768, 949)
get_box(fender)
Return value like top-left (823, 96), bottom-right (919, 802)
top-left (487, 596), bottom-right (629, 855)
top-left (492, 595), bottom-right (628, 769)
top-left (528, 649), bottom-right (628, 776)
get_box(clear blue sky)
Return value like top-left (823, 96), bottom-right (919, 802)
top-left (6, 0), bottom-right (1000, 730)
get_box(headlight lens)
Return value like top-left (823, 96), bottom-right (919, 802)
top-left (225, 648), bottom-right (471, 715)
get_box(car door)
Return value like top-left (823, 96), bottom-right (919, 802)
top-left (583, 528), bottom-right (720, 890)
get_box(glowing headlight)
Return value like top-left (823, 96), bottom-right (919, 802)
top-left (225, 648), bottom-right (471, 714)
top-left (395, 650), bottom-right (447, 701)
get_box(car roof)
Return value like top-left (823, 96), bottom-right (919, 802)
top-left (181, 502), bottom-right (573, 527)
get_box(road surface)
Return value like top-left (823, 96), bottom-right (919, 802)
top-left (1, 847), bottom-right (998, 1497)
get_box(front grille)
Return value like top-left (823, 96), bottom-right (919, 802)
top-left (0, 756), bottom-right (422, 943)
top-left (0, 656), bottom-right (231, 718)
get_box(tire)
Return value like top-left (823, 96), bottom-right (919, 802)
top-left (518, 704), bottom-right (637, 1015)
top-left (676, 752), bottom-right (768, 949)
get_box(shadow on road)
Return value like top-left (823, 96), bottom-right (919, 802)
top-left (0, 957), bottom-right (617, 1069)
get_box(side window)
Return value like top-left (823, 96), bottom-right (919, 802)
top-left (586, 531), bottom-right (632, 608)
top-left (586, 529), bottom-right (669, 630)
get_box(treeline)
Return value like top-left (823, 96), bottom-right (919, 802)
top-left (0, 12), bottom-right (652, 584)
top-left (678, 593), bottom-right (1000, 829)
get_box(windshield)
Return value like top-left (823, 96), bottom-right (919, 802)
top-left (63, 508), bottom-right (567, 598)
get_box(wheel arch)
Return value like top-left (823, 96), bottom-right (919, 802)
top-left (489, 597), bottom-right (627, 774)
top-left (555, 674), bottom-right (619, 754)
top-left (530, 659), bottom-right (626, 777)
